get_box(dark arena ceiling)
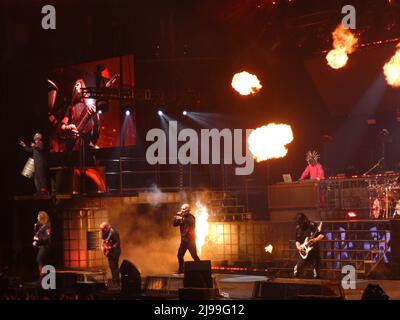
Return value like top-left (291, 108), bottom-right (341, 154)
top-left (2, 0), bottom-right (400, 67)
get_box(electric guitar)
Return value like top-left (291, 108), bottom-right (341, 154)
top-left (299, 222), bottom-right (323, 260)
top-left (102, 239), bottom-right (113, 257)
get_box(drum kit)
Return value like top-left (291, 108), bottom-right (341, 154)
top-left (369, 176), bottom-right (400, 219)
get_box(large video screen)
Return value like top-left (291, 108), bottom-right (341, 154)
top-left (47, 55), bottom-right (135, 152)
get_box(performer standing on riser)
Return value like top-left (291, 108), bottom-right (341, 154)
top-left (173, 203), bottom-right (200, 274)
top-left (19, 133), bottom-right (48, 195)
top-left (294, 213), bottom-right (324, 279)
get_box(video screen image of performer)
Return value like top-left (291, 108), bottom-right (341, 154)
top-left (173, 203), bottom-right (200, 274)
top-left (293, 213), bottom-right (324, 279)
top-left (33, 211), bottom-right (51, 278)
top-left (60, 79), bottom-right (99, 167)
top-left (100, 222), bottom-right (121, 288)
top-left (300, 150), bottom-right (325, 181)
top-left (19, 133), bottom-right (48, 195)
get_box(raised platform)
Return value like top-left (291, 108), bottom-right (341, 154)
top-left (143, 274), bottom-right (220, 298)
top-left (252, 277), bottom-right (345, 300)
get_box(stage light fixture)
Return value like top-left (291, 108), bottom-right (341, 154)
top-left (158, 110), bottom-right (164, 116)
top-left (123, 105), bottom-right (134, 117)
top-left (98, 110), bottom-right (103, 115)
top-left (183, 110), bottom-right (188, 116)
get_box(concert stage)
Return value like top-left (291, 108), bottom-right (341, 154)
top-left (3, 271), bottom-right (400, 300)
top-left (5, 0), bottom-right (400, 306)
top-left (10, 186), bottom-right (400, 287)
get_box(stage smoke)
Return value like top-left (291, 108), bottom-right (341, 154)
top-left (107, 197), bottom-right (180, 276)
top-left (326, 24), bottom-right (358, 69)
top-left (144, 184), bottom-right (165, 207)
top-left (248, 123), bottom-right (294, 162)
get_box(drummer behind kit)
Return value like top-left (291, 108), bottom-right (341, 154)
top-left (370, 175), bottom-right (400, 219)
top-left (21, 157), bottom-right (35, 179)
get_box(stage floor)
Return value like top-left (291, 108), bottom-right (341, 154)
top-left (215, 274), bottom-right (400, 300)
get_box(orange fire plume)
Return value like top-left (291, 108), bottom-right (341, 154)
top-left (384, 44), bottom-right (400, 87)
top-left (326, 24), bottom-right (358, 69)
top-left (231, 71), bottom-right (262, 95)
top-left (194, 201), bottom-right (209, 256)
top-left (248, 123), bottom-right (294, 162)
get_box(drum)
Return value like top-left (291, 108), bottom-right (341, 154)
top-left (370, 197), bottom-right (382, 219)
top-left (21, 157), bottom-right (35, 179)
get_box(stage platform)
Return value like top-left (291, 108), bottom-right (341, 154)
top-left (2, 272), bottom-right (400, 299)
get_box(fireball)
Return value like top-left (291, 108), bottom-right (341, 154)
top-left (265, 244), bottom-right (273, 254)
top-left (384, 44), bottom-right (400, 87)
top-left (248, 123), bottom-right (294, 162)
top-left (326, 24), bottom-right (358, 69)
top-left (231, 71), bottom-right (262, 95)
top-left (326, 48), bottom-right (349, 69)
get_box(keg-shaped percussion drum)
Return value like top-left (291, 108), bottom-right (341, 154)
top-left (21, 157), bottom-right (35, 179)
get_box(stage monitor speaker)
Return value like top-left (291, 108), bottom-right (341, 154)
top-left (184, 260), bottom-right (212, 288)
top-left (120, 259), bottom-right (141, 296)
top-left (253, 278), bottom-right (345, 300)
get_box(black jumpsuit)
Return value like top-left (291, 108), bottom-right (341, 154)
top-left (34, 223), bottom-right (51, 276)
top-left (173, 213), bottom-right (200, 273)
top-left (293, 222), bottom-right (323, 279)
top-left (102, 227), bottom-right (121, 284)
top-left (24, 141), bottom-right (47, 193)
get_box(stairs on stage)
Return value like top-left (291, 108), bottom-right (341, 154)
top-left (268, 220), bottom-right (391, 280)
top-left (207, 191), bottom-right (252, 222)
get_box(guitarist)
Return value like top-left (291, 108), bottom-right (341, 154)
top-left (100, 222), bottom-right (121, 288)
top-left (33, 211), bottom-right (51, 278)
top-left (60, 79), bottom-right (99, 166)
top-left (293, 213), bottom-right (324, 279)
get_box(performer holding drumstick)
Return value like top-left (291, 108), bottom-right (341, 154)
top-left (19, 133), bottom-right (48, 195)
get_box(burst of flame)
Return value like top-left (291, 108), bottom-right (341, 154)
top-left (326, 24), bottom-right (358, 69)
top-left (326, 48), bottom-right (349, 70)
top-left (265, 244), bottom-right (273, 254)
top-left (248, 123), bottom-right (294, 162)
top-left (384, 44), bottom-right (400, 87)
top-left (231, 71), bottom-right (262, 95)
top-left (194, 201), bottom-right (209, 256)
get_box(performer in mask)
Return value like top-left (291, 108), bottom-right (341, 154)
top-left (19, 133), bottom-right (48, 194)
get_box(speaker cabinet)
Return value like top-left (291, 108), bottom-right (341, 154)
top-left (184, 260), bottom-right (212, 288)
top-left (120, 259), bottom-right (142, 295)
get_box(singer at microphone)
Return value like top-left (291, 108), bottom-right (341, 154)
top-left (173, 203), bottom-right (200, 274)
